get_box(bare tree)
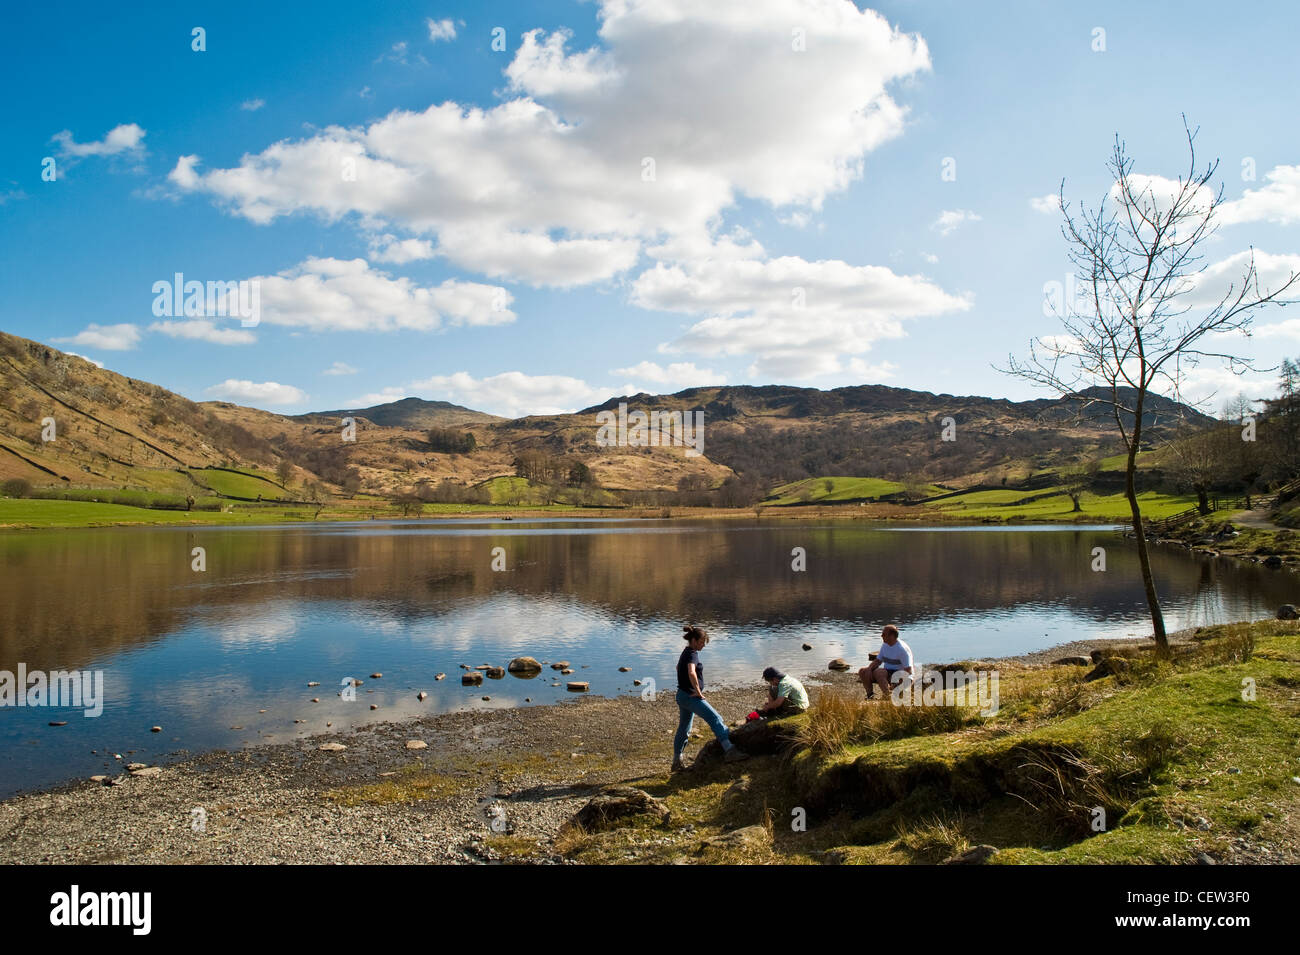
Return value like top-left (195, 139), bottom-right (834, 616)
top-left (1004, 119), bottom-right (1298, 650)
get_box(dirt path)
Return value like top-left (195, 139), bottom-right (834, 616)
top-left (1229, 509), bottom-right (1286, 533)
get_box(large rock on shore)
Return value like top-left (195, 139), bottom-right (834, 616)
top-left (1278, 605), bottom-right (1298, 621)
top-left (570, 786), bottom-right (669, 831)
top-left (694, 712), bottom-right (806, 765)
top-left (828, 658), bottom-right (851, 671)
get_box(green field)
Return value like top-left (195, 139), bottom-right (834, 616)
top-left (766, 476), bottom-right (944, 506)
top-left (926, 489), bottom-right (1197, 522)
top-left (0, 499), bottom-right (257, 527)
top-left (189, 467), bottom-right (290, 500)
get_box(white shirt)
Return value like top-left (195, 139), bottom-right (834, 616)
top-left (876, 638), bottom-right (913, 670)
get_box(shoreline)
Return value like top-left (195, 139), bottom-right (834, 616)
top-left (0, 628), bottom-right (1201, 864)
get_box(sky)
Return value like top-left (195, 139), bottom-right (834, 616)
top-left (2, 0), bottom-right (1298, 419)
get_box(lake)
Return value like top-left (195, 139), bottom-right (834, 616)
top-left (0, 518), bottom-right (1291, 796)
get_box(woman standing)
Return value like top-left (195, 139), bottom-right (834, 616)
top-left (673, 624), bottom-right (748, 772)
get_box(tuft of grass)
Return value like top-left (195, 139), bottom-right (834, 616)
top-left (799, 686), bottom-right (979, 756)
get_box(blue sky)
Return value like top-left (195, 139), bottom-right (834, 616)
top-left (2, 0), bottom-right (1298, 417)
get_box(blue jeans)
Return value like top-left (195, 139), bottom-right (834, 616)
top-left (674, 690), bottom-right (733, 759)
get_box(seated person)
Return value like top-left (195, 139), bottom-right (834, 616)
top-left (857, 624), bottom-right (913, 699)
top-left (760, 667), bottom-right (809, 716)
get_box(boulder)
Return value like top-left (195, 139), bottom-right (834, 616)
top-left (318, 742), bottom-right (347, 752)
top-left (485, 666), bottom-right (506, 679)
top-left (417, 691), bottom-right (428, 700)
top-left (551, 661), bottom-right (570, 670)
top-left (571, 786), bottom-right (670, 831)
top-left (129, 766), bottom-right (163, 777)
top-left (434, 673), bottom-right (446, 681)
top-left (1085, 656), bottom-right (1131, 682)
top-left (508, 657), bottom-right (543, 676)
top-left (828, 658), bottom-right (851, 671)
top-left (802, 643), bottom-right (812, 651)
top-left (1089, 649), bottom-right (1106, 664)
top-left (1263, 555), bottom-right (1283, 569)
top-left (944, 844), bottom-right (998, 865)
top-left (1053, 656), bottom-right (1092, 667)
top-left (462, 672), bottom-right (484, 686)
top-left (695, 714), bottom-right (804, 764)
top-left (405, 740), bottom-right (427, 750)
top-left (1278, 605), bottom-right (1299, 621)
top-left (567, 682), bottom-right (589, 692)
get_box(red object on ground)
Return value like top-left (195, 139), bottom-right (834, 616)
top-left (746, 710), bottom-right (762, 722)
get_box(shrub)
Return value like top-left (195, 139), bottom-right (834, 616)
top-left (1, 478), bottom-right (32, 498)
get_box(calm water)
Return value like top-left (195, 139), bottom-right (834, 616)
top-left (0, 518), bottom-right (1292, 796)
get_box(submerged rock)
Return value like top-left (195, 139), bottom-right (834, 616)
top-left (462, 672), bottom-right (484, 686)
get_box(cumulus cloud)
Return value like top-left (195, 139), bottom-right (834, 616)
top-left (426, 18), bottom-right (457, 42)
top-left (367, 234), bottom-right (436, 264)
top-left (54, 323), bottom-right (141, 351)
top-left (51, 123), bottom-right (146, 158)
top-left (149, 320), bottom-right (257, 345)
top-left (932, 209), bottom-right (981, 236)
top-left (1184, 250), bottom-right (1300, 308)
top-left (351, 371), bottom-right (607, 418)
top-left (205, 380), bottom-right (308, 405)
top-left (1029, 193), bottom-right (1060, 214)
top-left (323, 361), bottom-right (358, 376)
top-left (240, 98), bottom-right (266, 112)
top-left (166, 1), bottom-right (931, 287)
top-left (635, 254), bottom-right (970, 380)
top-left (612, 360), bottom-right (722, 391)
top-left (1220, 165), bottom-right (1300, 226)
top-left (249, 257), bottom-right (514, 331)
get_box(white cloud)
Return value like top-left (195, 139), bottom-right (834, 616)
top-left (426, 18), bottom-right (457, 42)
top-left (932, 209), bottom-right (981, 236)
top-left (848, 358), bottom-right (898, 380)
top-left (367, 234), bottom-right (436, 264)
top-left (149, 320), bottom-right (257, 345)
top-left (398, 371), bottom-right (609, 418)
top-left (612, 361), bottom-right (722, 391)
top-left (1185, 249), bottom-right (1300, 308)
top-left (1221, 165), bottom-right (1300, 226)
top-left (65, 352), bottom-right (104, 368)
top-left (55, 323), bottom-right (141, 351)
top-left (250, 257), bottom-right (515, 331)
top-left (323, 361), bottom-right (358, 376)
top-left (51, 123), bottom-right (145, 158)
top-left (240, 98), bottom-right (266, 112)
top-left (1029, 193), bottom-right (1060, 214)
top-left (635, 254), bottom-right (970, 380)
top-left (205, 380), bottom-right (308, 406)
top-left (921, 252), bottom-right (938, 264)
top-left (166, 1), bottom-right (930, 287)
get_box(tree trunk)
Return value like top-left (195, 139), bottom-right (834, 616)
top-left (1196, 488), bottom-right (1209, 515)
top-left (1126, 401), bottom-right (1168, 652)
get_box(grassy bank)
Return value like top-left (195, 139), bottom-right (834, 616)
top-left (532, 620), bottom-right (1300, 864)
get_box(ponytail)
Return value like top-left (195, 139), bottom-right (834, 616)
top-left (683, 623), bottom-right (709, 644)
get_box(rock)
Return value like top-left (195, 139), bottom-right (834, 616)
top-left (1263, 555), bottom-right (1283, 569)
top-left (695, 715), bottom-right (803, 764)
top-left (1089, 649), bottom-right (1106, 664)
top-left (481, 696), bottom-right (491, 702)
top-left (551, 661), bottom-right (570, 670)
top-left (619, 666), bottom-right (630, 672)
top-left (369, 704), bottom-right (378, 710)
top-left (633, 680), bottom-right (642, 686)
top-left (508, 657), bottom-right (543, 675)
top-left (417, 691), bottom-right (428, 700)
top-left (48, 721), bottom-right (67, 727)
top-left (944, 844), bottom-right (998, 865)
top-left (126, 762), bottom-right (147, 771)
top-left (1197, 852), bottom-right (1217, 865)
top-left (405, 740), bottom-right (427, 750)
top-left (485, 666), bottom-right (506, 679)
top-left (311, 698), bottom-right (320, 703)
top-left (462, 672), bottom-right (484, 686)
top-left (1085, 656), bottom-right (1131, 682)
top-left (561, 668), bottom-right (574, 675)
top-left (89, 775), bottom-right (107, 783)
top-left (474, 665), bottom-right (491, 671)
top-left (1278, 604), bottom-right (1298, 621)
top-left (318, 742), bottom-right (347, 752)
top-left (307, 682), bottom-right (320, 687)
top-left (828, 658), bottom-right (851, 671)
top-left (1053, 656), bottom-right (1092, 667)
top-left (130, 766), bottom-right (163, 777)
top-left (150, 726), bottom-right (162, 733)
top-left (567, 682), bottom-right (589, 692)
top-left (571, 786), bottom-right (670, 831)
top-left (370, 673), bottom-right (383, 679)
top-left (696, 825), bottom-right (770, 854)
top-left (434, 673), bottom-right (446, 681)
top-left (802, 643), bottom-right (812, 651)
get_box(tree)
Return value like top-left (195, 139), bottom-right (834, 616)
top-left (276, 458), bottom-right (293, 487)
top-left (1003, 120), bottom-right (1299, 650)
top-left (1164, 424), bottom-right (1233, 514)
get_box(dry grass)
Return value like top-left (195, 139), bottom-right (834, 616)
top-left (894, 811), bottom-right (973, 859)
top-left (798, 686), bottom-right (979, 755)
